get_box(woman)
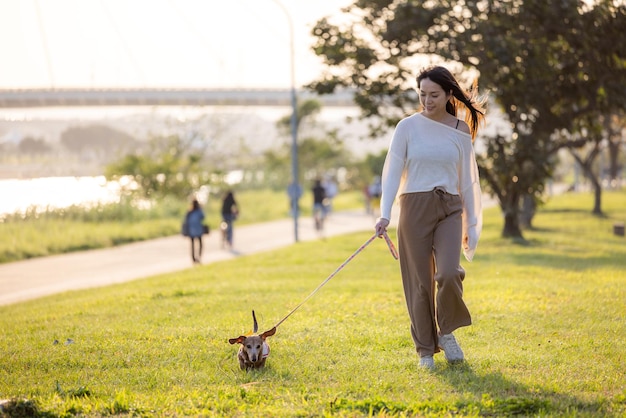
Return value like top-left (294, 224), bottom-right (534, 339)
top-left (374, 66), bottom-right (486, 370)
top-left (221, 190), bottom-right (239, 249)
top-left (185, 198), bottom-right (205, 263)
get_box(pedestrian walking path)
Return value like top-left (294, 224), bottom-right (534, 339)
top-left (0, 187), bottom-right (521, 307)
top-left (0, 210), bottom-right (381, 306)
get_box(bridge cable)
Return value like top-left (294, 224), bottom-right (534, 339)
top-left (33, 0), bottom-right (55, 87)
top-left (165, 0), bottom-right (226, 82)
top-left (98, 0), bottom-right (146, 87)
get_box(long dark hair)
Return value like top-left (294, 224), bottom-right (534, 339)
top-left (223, 191), bottom-right (235, 206)
top-left (417, 66), bottom-right (486, 140)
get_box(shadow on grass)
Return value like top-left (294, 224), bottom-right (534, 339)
top-left (484, 231), bottom-right (625, 271)
top-left (538, 208), bottom-right (591, 215)
top-left (505, 250), bottom-right (624, 271)
top-left (436, 362), bottom-right (606, 416)
top-left (540, 207), bottom-right (613, 220)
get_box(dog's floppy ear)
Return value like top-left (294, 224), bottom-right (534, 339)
top-left (261, 327), bottom-right (277, 340)
top-left (228, 336), bottom-right (246, 345)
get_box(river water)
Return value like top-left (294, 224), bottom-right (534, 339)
top-left (0, 176), bottom-right (122, 215)
top-left (0, 104), bottom-right (389, 216)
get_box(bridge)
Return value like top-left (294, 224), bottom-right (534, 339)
top-left (0, 88), bottom-right (356, 108)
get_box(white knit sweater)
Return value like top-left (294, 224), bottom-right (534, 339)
top-left (380, 113), bottom-right (483, 261)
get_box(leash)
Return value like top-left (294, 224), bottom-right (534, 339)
top-left (271, 231), bottom-right (398, 331)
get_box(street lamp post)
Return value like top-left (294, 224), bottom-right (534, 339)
top-left (272, 0), bottom-right (299, 242)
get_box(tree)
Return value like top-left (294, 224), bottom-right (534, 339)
top-left (276, 99), bottom-right (322, 137)
top-left (267, 98), bottom-right (364, 191)
top-left (274, 98), bottom-right (321, 182)
top-left (18, 136), bottom-right (51, 155)
top-left (298, 132), bottom-right (353, 180)
top-left (60, 124), bottom-right (138, 160)
top-left (558, 111), bottom-right (624, 215)
top-left (606, 113), bottom-right (625, 186)
top-left (543, 0), bottom-right (626, 216)
top-left (309, 0), bottom-right (626, 238)
top-left (265, 130), bottom-right (353, 190)
top-left (105, 135), bottom-right (209, 200)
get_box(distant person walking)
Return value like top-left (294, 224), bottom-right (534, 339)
top-left (374, 66), bottom-right (485, 370)
top-left (287, 181), bottom-right (302, 217)
top-left (221, 190), bottom-right (239, 249)
top-left (183, 198), bottom-right (205, 264)
top-left (368, 176), bottom-right (382, 218)
top-left (312, 179), bottom-right (327, 232)
top-left (322, 175), bottom-right (338, 215)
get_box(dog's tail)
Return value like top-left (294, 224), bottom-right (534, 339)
top-left (252, 310), bottom-right (258, 333)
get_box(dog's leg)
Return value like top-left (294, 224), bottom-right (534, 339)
top-left (238, 349), bottom-right (246, 370)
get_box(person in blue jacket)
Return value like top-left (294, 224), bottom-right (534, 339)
top-left (184, 198), bottom-right (205, 263)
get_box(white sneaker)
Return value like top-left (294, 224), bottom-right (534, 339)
top-left (419, 355), bottom-right (435, 370)
top-left (438, 333), bottom-right (464, 363)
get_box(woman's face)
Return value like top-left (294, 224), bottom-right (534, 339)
top-left (419, 78), bottom-right (450, 117)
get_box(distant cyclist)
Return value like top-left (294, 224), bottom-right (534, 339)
top-left (312, 179), bottom-right (327, 232)
top-left (220, 190), bottom-right (239, 249)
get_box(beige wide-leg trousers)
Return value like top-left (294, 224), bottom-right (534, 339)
top-left (397, 188), bottom-right (471, 357)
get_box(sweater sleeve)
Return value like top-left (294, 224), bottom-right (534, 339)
top-left (380, 121), bottom-right (407, 220)
top-left (459, 138), bottom-right (482, 261)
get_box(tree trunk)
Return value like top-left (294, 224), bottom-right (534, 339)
top-left (592, 179), bottom-right (603, 216)
top-left (569, 142), bottom-right (603, 216)
top-left (518, 194), bottom-right (536, 229)
top-left (581, 158), bottom-right (603, 216)
top-left (607, 138), bottom-right (620, 186)
top-left (480, 166), bottom-right (525, 240)
top-left (605, 115), bottom-right (622, 188)
top-left (500, 193), bottom-right (524, 239)
top-left (503, 211), bottom-right (524, 238)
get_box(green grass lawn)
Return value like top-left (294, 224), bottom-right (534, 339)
top-left (1, 191), bottom-right (625, 417)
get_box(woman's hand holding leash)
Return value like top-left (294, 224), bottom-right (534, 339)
top-left (375, 217), bottom-right (390, 237)
top-left (375, 218), bottom-right (397, 259)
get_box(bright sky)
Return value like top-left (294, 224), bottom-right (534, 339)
top-left (0, 0), bottom-right (352, 89)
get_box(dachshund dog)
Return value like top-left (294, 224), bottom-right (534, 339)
top-left (229, 310), bottom-right (276, 370)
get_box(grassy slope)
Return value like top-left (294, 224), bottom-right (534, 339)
top-left (0, 191), bottom-right (625, 417)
